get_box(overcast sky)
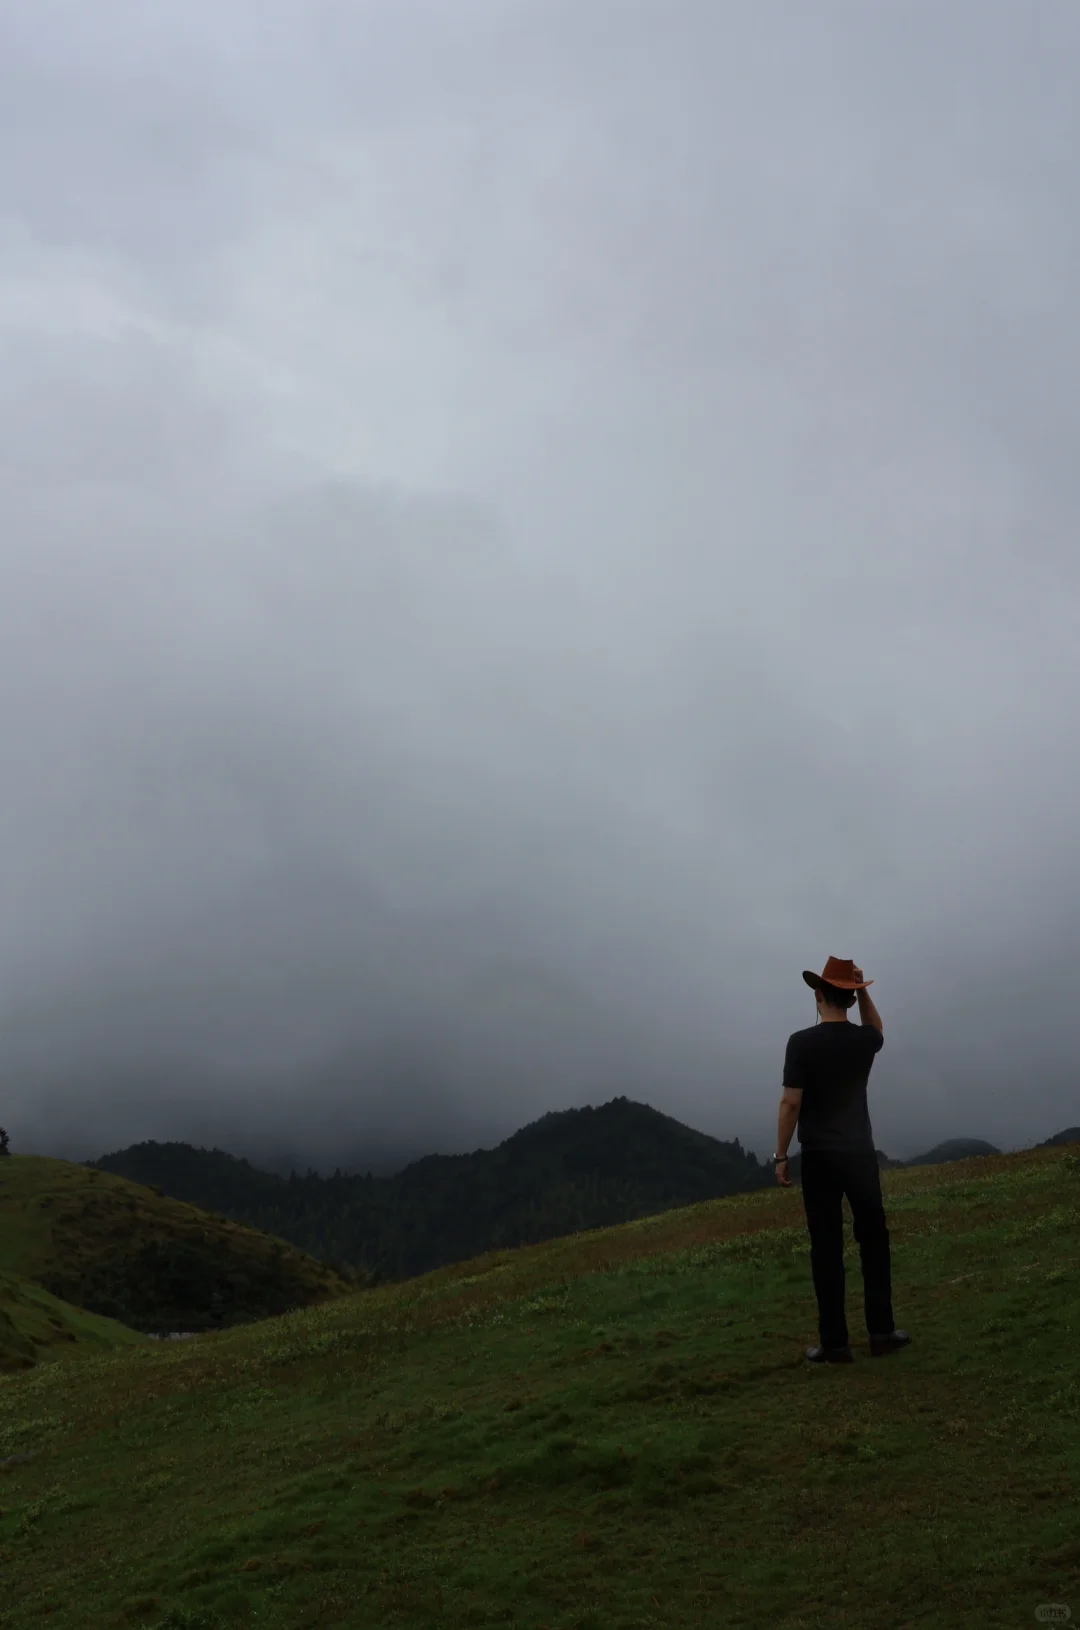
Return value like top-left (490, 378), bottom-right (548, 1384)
top-left (2, 1), bottom-right (1078, 1172)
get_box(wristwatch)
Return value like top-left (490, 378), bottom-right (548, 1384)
top-left (772, 1153), bottom-right (789, 1164)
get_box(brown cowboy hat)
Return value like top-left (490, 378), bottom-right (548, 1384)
top-left (802, 957), bottom-right (873, 991)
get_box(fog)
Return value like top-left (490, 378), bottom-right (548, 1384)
top-left (2, 2), bottom-right (1078, 1172)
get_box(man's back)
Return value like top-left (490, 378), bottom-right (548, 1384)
top-left (776, 963), bottom-right (907, 1361)
top-left (783, 1022), bottom-right (884, 1153)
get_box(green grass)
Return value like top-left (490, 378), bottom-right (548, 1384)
top-left (2, 1145), bottom-right (1079, 1629)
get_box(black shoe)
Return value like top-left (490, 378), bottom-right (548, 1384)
top-left (805, 1344), bottom-right (854, 1364)
top-left (869, 1328), bottom-right (911, 1358)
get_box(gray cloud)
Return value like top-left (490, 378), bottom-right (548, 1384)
top-left (2, 1), bottom-right (1078, 1171)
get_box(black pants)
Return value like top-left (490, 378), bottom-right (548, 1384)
top-left (800, 1149), bottom-right (895, 1349)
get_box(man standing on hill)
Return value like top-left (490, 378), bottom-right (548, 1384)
top-left (773, 958), bottom-right (911, 1364)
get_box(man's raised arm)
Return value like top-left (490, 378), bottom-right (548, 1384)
top-left (856, 985), bottom-right (883, 1034)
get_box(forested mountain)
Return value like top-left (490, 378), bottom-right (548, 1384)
top-left (91, 1097), bottom-right (772, 1281)
top-left (91, 1106), bottom-right (1078, 1284)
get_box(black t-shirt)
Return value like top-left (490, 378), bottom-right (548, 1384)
top-left (782, 1022), bottom-right (884, 1153)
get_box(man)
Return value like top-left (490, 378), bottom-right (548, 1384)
top-left (774, 957), bottom-right (911, 1364)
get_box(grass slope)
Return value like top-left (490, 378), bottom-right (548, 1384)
top-left (0, 1272), bottom-right (146, 1373)
top-left (1, 1145), bottom-right (1079, 1629)
top-left (0, 1157), bottom-right (354, 1333)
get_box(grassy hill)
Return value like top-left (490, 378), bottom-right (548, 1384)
top-left (91, 1097), bottom-right (773, 1281)
top-left (1, 1142), bottom-right (1078, 1628)
top-left (905, 1138), bottom-right (1002, 1166)
top-left (0, 1270), bottom-right (146, 1373)
top-left (0, 1156), bottom-right (355, 1334)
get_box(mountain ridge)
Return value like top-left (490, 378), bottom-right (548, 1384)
top-left (90, 1098), bottom-right (1078, 1282)
top-left (92, 1097), bottom-right (773, 1281)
